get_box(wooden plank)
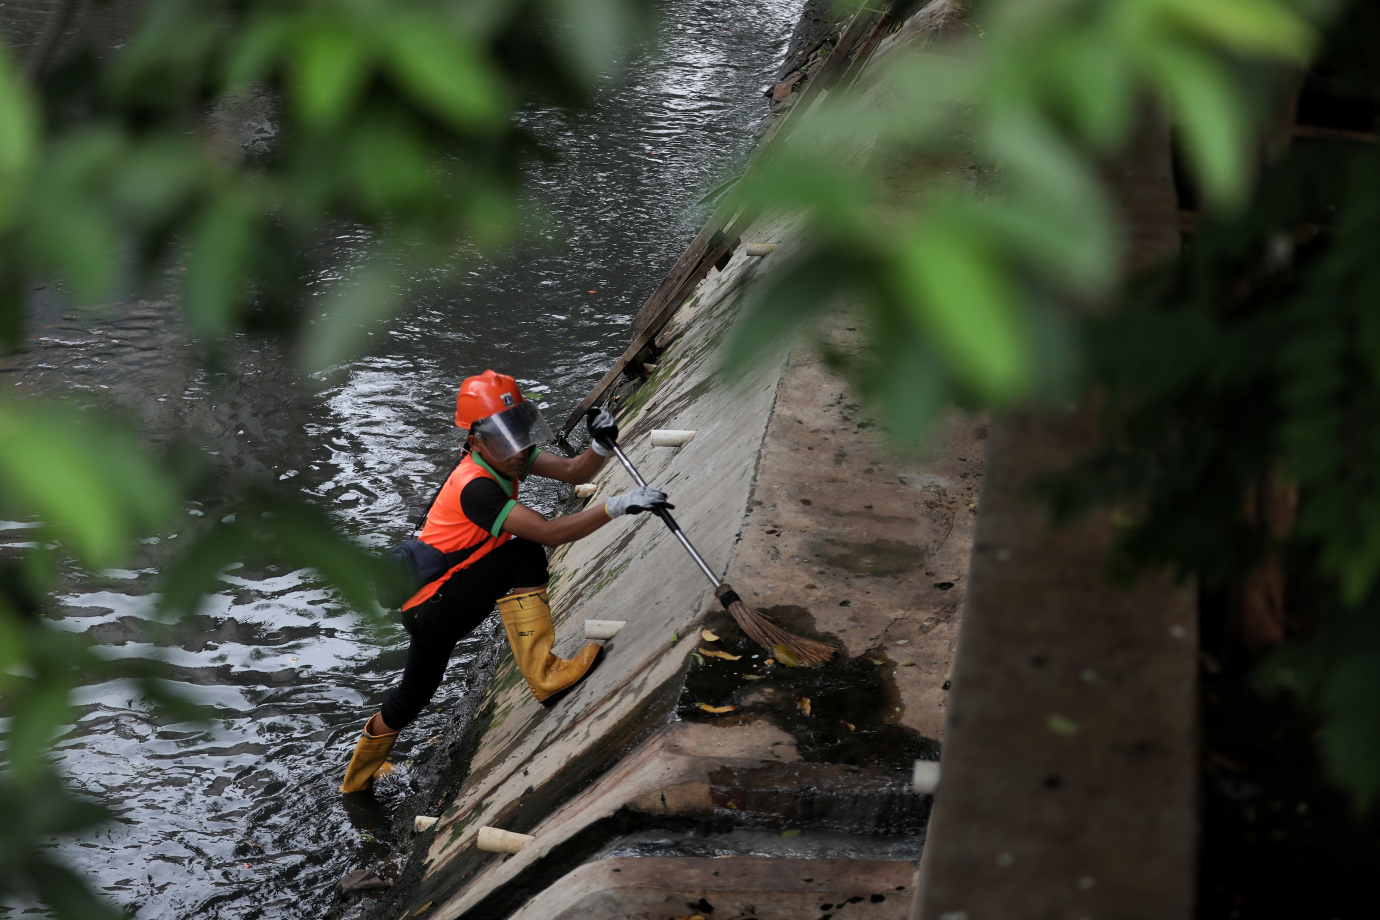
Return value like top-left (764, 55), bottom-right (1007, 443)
top-left (628, 211), bottom-right (732, 340)
top-left (558, 232), bottom-right (740, 439)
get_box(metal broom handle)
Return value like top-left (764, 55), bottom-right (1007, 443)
top-left (606, 440), bottom-right (724, 589)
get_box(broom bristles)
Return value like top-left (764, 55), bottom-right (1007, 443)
top-left (725, 598), bottom-right (837, 667)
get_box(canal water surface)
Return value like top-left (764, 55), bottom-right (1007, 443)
top-left (1, 2), bottom-right (804, 917)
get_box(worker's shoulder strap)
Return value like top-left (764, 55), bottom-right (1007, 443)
top-left (411, 452), bottom-right (468, 535)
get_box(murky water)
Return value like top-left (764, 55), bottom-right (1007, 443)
top-left (0, 1), bottom-right (804, 917)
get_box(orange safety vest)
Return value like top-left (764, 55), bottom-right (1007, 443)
top-left (400, 450), bottom-right (535, 611)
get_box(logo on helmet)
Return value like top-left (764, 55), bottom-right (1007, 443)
top-left (501, 393), bottom-right (515, 407)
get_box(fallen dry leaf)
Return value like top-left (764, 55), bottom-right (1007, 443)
top-left (772, 644), bottom-right (801, 667)
top-left (796, 696), bottom-right (812, 716)
top-left (696, 703), bottom-right (738, 714)
top-left (743, 674), bottom-right (765, 680)
top-left (701, 648), bottom-right (742, 661)
top-left (1047, 714), bottom-right (1080, 736)
top-left (701, 629), bottom-right (720, 641)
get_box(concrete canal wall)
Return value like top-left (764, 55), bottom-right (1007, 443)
top-left (362, 5), bottom-right (984, 919)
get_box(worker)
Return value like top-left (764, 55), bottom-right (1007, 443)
top-left (340, 370), bottom-right (669, 793)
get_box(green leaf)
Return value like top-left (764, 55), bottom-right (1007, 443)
top-left (12, 772), bottom-right (110, 837)
top-left (385, 18), bottom-right (507, 133)
top-left (1143, 43), bottom-right (1251, 208)
top-left (891, 217), bottom-right (1032, 402)
top-left (157, 491), bottom-right (388, 621)
top-left (109, 135), bottom-right (203, 228)
top-left (1156, 0), bottom-right (1315, 63)
top-left (28, 857), bottom-right (122, 920)
top-left (184, 193), bottom-right (257, 342)
top-left (723, 254), bottom-right (850, 375)
top-left (226, 12), bottom-right (290, 87)
top-left (107, 0), bottom-right (219, 105)
top-left (1045, 32), bottom-right (1134, 149)
top-left (300, 261), bottom-right (401, 375)
top-left (348, 115), bottom-right (436, 213)
top-left (0, 399), bottom-right (174, 567)
top-left (858, 318), bottom-right (948, 446)
top-left (29, 131), bottom-right (126, 299)
top-left (1263, 606), bottom-right (1380, 811)
top-left (7, 677), bottom-right (70, 785)
top-left (291, 22), bottom-right (372, 129)
top-left (263, 498), bottom-right (391, 616)
top-left (546, 0), bottom-right (648, 83)
top-left (0, 50), bottom-right (36, 227)
top-left (1047, 713), bottom-right (1080, 736)
top-left (732, 148), bottom-right (874, 236)
top-left (0, 606), bottom-right (27, 677)
top-left (984, 109), bottom-right (1118, 292)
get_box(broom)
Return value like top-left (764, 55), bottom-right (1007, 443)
top-left (603, 436), bottom-right (836, 667)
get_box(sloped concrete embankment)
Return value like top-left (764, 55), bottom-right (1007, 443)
top-left (383, 222), bottom-right (983, 920)
top-left (375, 238), bottom-right (984, 911)
top-left (367, 10), bottom-right (984, 920)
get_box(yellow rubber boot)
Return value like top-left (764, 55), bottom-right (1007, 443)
top-left (339, 713), bottom-right (398, 793)
top-left (498, 589), bottom-right (600, 703)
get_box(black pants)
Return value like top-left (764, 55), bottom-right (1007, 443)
top-left (380, 537), bottom-right (548, 731)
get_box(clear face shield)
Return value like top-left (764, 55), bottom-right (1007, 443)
top-left (469, 400), bottom-right (555, 462)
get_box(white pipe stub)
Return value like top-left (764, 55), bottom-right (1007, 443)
top-left (574, 483), bottom-right (598, 498)
top-left (745, 242), bottom-right (777, 257)
top-left (913, 760), bottom-right (940, 794)
top-left (477, 826), bottom-right (534, 854)
top-left (584, 619), bottom-right (626, 639)
top-left (414, 816), bottom-right (439, 832)
top-left (650, 429), bottom-right (696, 448)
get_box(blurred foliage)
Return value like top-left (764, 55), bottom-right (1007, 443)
top-left (1053, 133), bottom-right (1380, 810)
top-left (726, 0), bottom-right (1380, 812)
top-left (727, 0), bottom-right (1322, 441)
top-left (0, 0), bottom-right (651, 915)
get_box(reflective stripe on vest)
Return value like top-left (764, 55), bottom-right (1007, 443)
top-left (400, 452), bottom-right (523, 610)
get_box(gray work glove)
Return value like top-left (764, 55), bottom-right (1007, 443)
top-left (585, 406), bottom-right (618, 456)
top-left (605, 485), bottom-right (672, 518)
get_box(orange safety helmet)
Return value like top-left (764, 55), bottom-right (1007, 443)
top-left (455, 370), bottom-right (554, 460)
top-left (455, 370), bottom-right (523, 429)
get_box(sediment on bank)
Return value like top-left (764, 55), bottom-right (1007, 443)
top-left (340, 6), bottom-right (982, 920)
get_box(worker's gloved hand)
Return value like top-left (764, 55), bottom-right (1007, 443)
top-left (585, 407), bottom-right (618, 456)
top-left (606, 485), bottom-right (672, 518)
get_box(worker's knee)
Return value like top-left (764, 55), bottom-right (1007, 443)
top-left (507, 538), bottom-right (549, 588)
